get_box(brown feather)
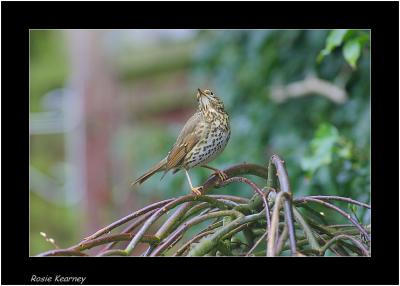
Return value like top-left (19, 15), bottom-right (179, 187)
top-left (131, 157), bottom-right (167, 186)
top-left (164, 112), bottom-right (202, 172)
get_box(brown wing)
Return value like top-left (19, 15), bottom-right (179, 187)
top-left (164, 112), bottom-right (202, 172)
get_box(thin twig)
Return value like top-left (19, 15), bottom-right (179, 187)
top-left (319, 234), bottom-right (369, 256)
top-left (295, 197), bottom-right (370, 241)
top-left (101, 210), bottom-right (156, 251)
top-left (246, 232), bottom-right (268, 256)
top-left (83, 198), bottom-right (174, 241)
top-left (219, 177), bottom-right (271, 236)
top-left (36, 249), bottom-right (88, 257)
top-left (267, 191), bottom-right (291, 256)
top-left (295, 195), bottom-right (370, 209)
top-left (124, 195), bottom-right (200, 255)
top-left (292, 207), bottom-right (320, 250)
top-left (97, 249), bottom-right (127, 256)
top-left (150, 210), bottom-right (244, 256)
top-left (173, 230), bottom-right (217, 256)
top-left (188, 211), bottom-right (265, 256)
top-left (269, 154), bottom-right (297, 255)
top-left (274, 224), bottom-right (289, 255)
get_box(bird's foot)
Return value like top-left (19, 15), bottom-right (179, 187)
top-left (214, 170), bottom-right (229, 181)
top-left (191, 186), bottom-right (203, 196)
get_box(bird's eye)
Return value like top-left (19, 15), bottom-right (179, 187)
top-left (211, 92), bottom-right (214, 95)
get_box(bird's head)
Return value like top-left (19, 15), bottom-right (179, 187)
top-left (196, 88), bottom-right (225, 114)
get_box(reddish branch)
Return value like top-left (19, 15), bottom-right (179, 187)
top-left (35, 160), bottom-right (370, 257)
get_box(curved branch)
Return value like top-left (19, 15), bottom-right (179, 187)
top-left (267, 191), bottom-right (292, 256)
top-left (292, 207), bottom-right (320, 250)
top-left (173, 230), bottom-right (216, 256)
top-left (202, 163), bottom-right (268, 193)
top-left (319, 234), bottom-right (369, 256)
top-left (150, 209), bottom-right (244, 256)
top-left (269, 154), bottom-right (297, 255)
top-left (97, 249), bottom-right (128, 256)
top-left (72, 233), bottom-right (159, 252)
top-left (36, 249), bottom-right (88, 257)
top-left (188, 211), bottom-right (265, 256)
top-left (219, 177), bottom-right (271, 235)
top-left (295, 195), bottom-right (370, 209)
top-left (295, 197), bottom-right (370, 240)
top-left (101, 210), bottom-right (157, 251)
top-left (246, 232), bottom-right (268, 256)
top-left (124, 195), bottom-right (200, 255)
top-left (83, 198), bottom-right (174, 241)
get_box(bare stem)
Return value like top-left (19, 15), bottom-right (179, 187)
top-left (295, 195), bottom-right (370, 209)
top-left (83, 198), bottom-right (174, 241)
top-left (319, 234), bottom-right (369, 256)
top-left (151, 210), bottom-right (244, 256)
top-left (36, 249), bottom-right (88, 257)
top-left (246, 232), bottom-right (268, 256)
top-left (188, 211), bottom-right (265, 256)
top-left (269, 154), bottom-right (297, 255)
top-left (292, 207), bottom-right (320, 250)
top-left (295, 197), bottom-right (370, 240)
top-left (267, 191), bottom-right (291, 256)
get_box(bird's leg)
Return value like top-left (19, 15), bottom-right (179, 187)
top-left (184, 169), bottom-right (203, 196)
top-left (202, 165), bottom-right (229, 181)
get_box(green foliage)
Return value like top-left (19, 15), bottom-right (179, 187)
top-left (317, 29), bottom-right (350, 63)
top-left (30, 30), bottom-right (69, 112)
top-left (343, 39), bottom-right (361, 69)
top-left (189, 30), bottom-right (370, 216)
top-left (29, 31), bottom-right (74, 255)
top-left (318, 29), bottom-right (370, 69)
top-left (301, 123), bottom-right (353, 177)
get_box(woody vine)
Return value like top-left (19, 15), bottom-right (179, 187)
top-left (37, 154), bottom-right (370, 257)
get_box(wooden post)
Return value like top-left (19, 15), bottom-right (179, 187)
top-left (67, 30), bottom-right (117, 235)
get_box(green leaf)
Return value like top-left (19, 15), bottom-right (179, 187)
top-left (317, 29), bottom-right (349, 63)
top-left (343, 39), bottom-right (361, 69)
top-left (356, 33), bottom-right (370, 46)
top-left (301, 123), bottom-right (340, 175)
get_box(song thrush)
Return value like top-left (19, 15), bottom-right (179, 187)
top-left (131, 88), bottom-right (231, 195)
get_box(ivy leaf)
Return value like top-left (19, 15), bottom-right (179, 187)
top-left (317, 29), bottom-right (349, 63)
top-left (343, 39), bottom-right (361, 69)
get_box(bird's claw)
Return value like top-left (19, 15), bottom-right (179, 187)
top-left (215, 170), bottom-right (229, 181)
top-left (191, 186), bottom-right (203, 196)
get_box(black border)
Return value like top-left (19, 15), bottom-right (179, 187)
top-left (2, 1), bottom-right (399, 285)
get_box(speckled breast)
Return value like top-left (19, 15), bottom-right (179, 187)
top-left (184, 123), bottom-right (231, 169)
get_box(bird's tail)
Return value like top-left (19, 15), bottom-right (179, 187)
top-left (131, 157), bottom-right (167, 187)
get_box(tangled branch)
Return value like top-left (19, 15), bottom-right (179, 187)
top-left (36, 155), bottom-right (370, 257)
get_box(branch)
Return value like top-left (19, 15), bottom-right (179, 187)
top-left (295, 197), bottom-right (370, 240)
top-left (150, 209), bottom-right (244, 256)
top-left (202, 163), bottom-right (268, 193)
top-left (36, 249), bottom-right (88, 257)
top-left (319, 234), bottom-right (369, 256)
top-left (295, 195), bottom-right (370, 209)
top-left (269, 154), bottom-right (297, 255)
top-left (124, 194), bottom-right (200, 255)
top-left (82, 198), bottom-right (174, 241)
top-left (270, 76), bottom-right (348, 104)
top-left (219, 176), bottom-right (271, 231)
top-left (188, 211), bottom-right (265, 256)
top-left (267, 191), bottom-right (292, 256)
top-left (101, 210), bottom-right (156, 251)
top-left (174, 230), bottom-right (215, 256)
top-left (292, 207), bottom-right (320, 250)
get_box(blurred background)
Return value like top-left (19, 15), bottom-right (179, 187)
top-left (30, 29), bottom-right (370, 255)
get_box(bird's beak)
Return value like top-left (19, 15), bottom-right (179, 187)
top-left (197, 88), bottom-right (205, 100)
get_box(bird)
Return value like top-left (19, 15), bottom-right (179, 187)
top-left (131, 88), bottom-right (231, 196)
